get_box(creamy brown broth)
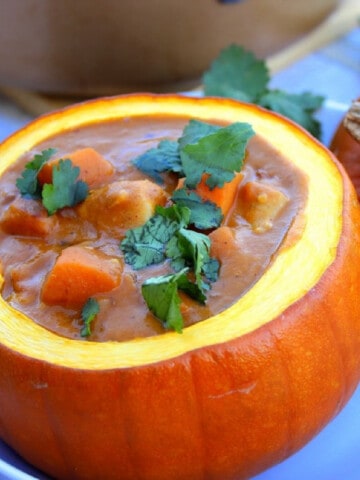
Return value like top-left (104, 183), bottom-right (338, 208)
top-left (0, 116), bottom-right (308, 341)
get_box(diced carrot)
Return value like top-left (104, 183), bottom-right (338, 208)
top-left (0, 197), bottom-right (55, 237)
top-left (38, 147), bottom-right (115, 189)
top-left (41, 245), bottom-right (123, 308)
top-left (177, 172), bottom-right (243, 217)
top-left (238, 181), bottom-right (289, 233)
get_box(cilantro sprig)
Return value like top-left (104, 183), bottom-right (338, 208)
top-left (129, 119), bottom-right (255, 332)
top-left (16, 150), bottom-right (89, 215)
top-left (171, 189), bottom-right (222, 230)
top-left (81, 298), bottom-right (100, 337)
top-left (120, 204), bottom-right (220, 332)
top-left (132, 140), bottom-right (183, 183)
top-left (180, 122), bottom-right (254, 189)
top-left (42, 159), bottom-right (88, 215)
top-left (16, 148), bottom-right (56, 199)
top-left (121, 205), bottom-right (191, 269)
top-left (132, 119), bottom-right (254, 187)
top-left (203, 44), bottom-right (324, 139)
top-left (142, 268), bottom-right (190, 333)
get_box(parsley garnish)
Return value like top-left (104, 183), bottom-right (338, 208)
top-left (16, 152), bottom-right (89, 215)
top-left (203, 44), bottom-right (324, 138)
top-left (42, 159), bottom-right (88, 215)
top-left (16, 148), bottom-right (56, 199)
top-left (81, 298), bottom-right (100, 337)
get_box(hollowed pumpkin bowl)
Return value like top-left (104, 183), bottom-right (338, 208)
top-left (0, 94), bottom-right (360, 480)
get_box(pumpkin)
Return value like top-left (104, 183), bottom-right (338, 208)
top-left (0, 94), bottom-right (360, 480)
top-left (330, 99), bottom-right (360, 198)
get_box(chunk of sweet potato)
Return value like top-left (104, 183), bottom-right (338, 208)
top-left (41, 245), bottom-right (123, 308)
top-left (177, 172), bottom-right (243, 218)
top-left (238, 181), bottom-right (289, 233)
top-left (77, 179), bottom-right (168, 234)
top-left (38, 147), bottom-right (115, 189)
top-left (0, 197), bottom-right (56, 237)
top-left (209, 225), bottom-right (237, 260)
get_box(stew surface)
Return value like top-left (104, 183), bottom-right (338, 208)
top-left (0, 116), bottom-right (307, 341)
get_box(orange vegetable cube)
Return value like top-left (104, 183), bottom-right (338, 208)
top-left (41, 245), bottom-right (123, 308)
top-left (239, 181), bottom-right (289, 233)
top-left (38, 147), bottom-right (115, 189)
top-left (77, 179), bottom-right (168, 233)
top-left (177, 172), bottom-right (243, 217)
top-left (0, 197), bottom-right (56, 237)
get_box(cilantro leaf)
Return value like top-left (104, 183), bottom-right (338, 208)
top-left (132, 120), bottom-right (221, 183)
top-left (132, 140), bottom-right (182, 183)
top-left (202, 257), bottom-right (221, 284)
top-left (171, 228), bottom-right (219, 294)
top-left (16, 148), bottom-right (57, 198)
top-left (142, 269), bottom-right (188, 333)
top-left (81, 298), bottom-right (100, 337)
top-left (202, 44), bottom-right (325, 139)
top-left (155, 204), bottom-right (191, 228)
top-left (181, 122), bottom-right (254, 189)
top-left (42, 159), bottom-right (88, 215)
top-left (172, 188), bottom-right (223, 230)
top-left (259, 90), bottom-right (324, 138)
top-left (176, 273), bottom-right (207, 304)
top-left (142, 266), bottom-right (212, 332)
top-left (203, 44), bottom-right (269, 102)
top-left (178, 120), bottom-right (220, 148)
top-left (120, 205), bottom-right (191, 269)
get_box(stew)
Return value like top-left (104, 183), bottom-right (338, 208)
top-left (0, 116), bottom-right (307, 341)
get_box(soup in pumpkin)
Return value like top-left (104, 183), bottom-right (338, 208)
top-left (0, 115), bottom-right (307, 341)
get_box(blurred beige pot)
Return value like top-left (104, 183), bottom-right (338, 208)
top-left (0, 0), bottom-right (338, 96)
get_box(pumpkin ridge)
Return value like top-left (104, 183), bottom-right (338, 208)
top-left (268, 327), bottom-right (294, 459)
top-left (188, 355), bottom-right (208, 480)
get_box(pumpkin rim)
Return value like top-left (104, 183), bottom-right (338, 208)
top-left (0, 93), bottom-right (343, 369)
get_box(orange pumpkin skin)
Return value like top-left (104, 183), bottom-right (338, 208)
top-left (330, 118), bottom-right (360, 197)
top-left (0, 95), bottom-right (359, 480)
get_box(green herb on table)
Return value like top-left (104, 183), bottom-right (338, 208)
top-left (203, 44), bottom-right (324, 138)
top-left (81, 298), bottom-right (100, 337)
